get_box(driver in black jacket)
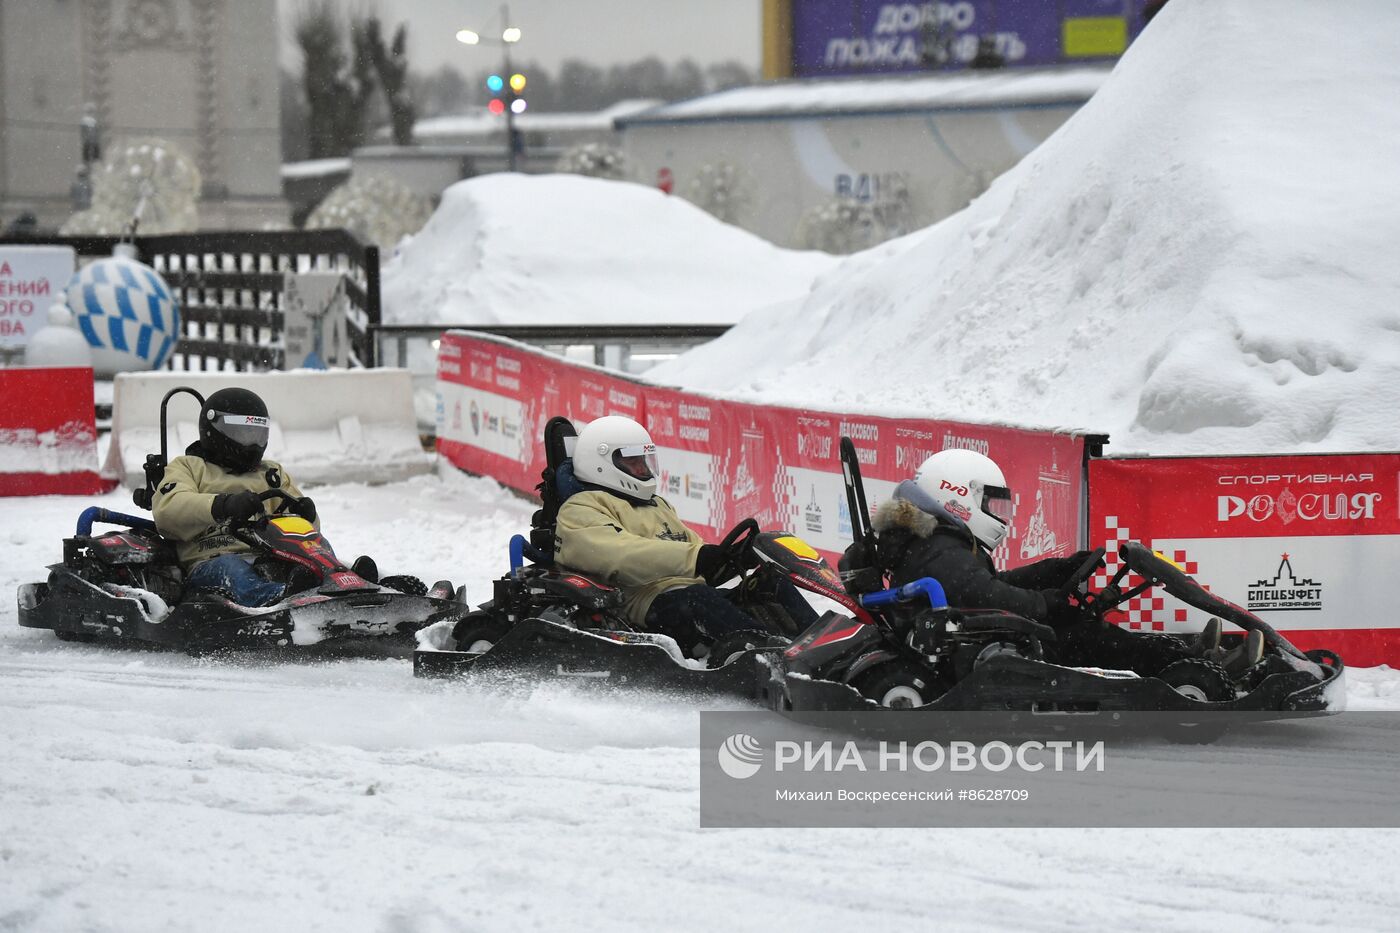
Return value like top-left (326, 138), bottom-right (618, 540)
top-left (843, 449), bottom-right (1219, 675)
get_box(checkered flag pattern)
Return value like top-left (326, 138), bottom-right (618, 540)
top-left (772, 447), bottom-right (798, 530)
top-left (1096, 516), bottom-right (1208, 632)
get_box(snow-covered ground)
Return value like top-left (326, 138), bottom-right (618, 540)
top-left (8, 1), bottom-right (1400, 927)
top-left (381, 173), bottom-right (837, 327)
top-left (650, 0), bottom-right (1400, 456)
top-left (4, 471), bottom-right (1400, 932)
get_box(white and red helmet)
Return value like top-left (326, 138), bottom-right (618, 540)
top-left (912, 449), bottom-right (1013, 551)
top-left (574, 415), bottom-right (659, 500)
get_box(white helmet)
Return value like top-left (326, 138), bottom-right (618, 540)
top-left (912, 449), bottom-right (1013, 551)
top-left (573, 415), bottom-right (659, 500)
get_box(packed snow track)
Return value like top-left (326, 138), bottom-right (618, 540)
top-left (3, 473), bottom-right (1399, 932)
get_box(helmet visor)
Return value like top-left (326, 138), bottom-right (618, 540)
top-left (983, 485), bottom-right (1013, 525)
top-left (211, 411), bottom-right (270, 448)
top-left (613, 444), bottom-right (658, 481)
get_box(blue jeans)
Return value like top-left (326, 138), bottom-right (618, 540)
top-left (186, 554), bottom-right (287, 607)
top-left (645, 574), bottom-right (818, 650)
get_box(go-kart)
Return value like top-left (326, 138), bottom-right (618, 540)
top-left (413, 417), bottom-right (821, 697)
top-left (756, 439), bottom-right (1347, 735)
top-left (16, 387), bottom-right (468, 655)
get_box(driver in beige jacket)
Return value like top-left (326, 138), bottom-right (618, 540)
top-left (152, 387), bottom-right (315, 607)
top-left (554, 416), bottom-right (816, 653)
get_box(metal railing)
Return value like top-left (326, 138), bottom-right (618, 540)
top-left (0, 230), bottom-right (380, 371)
top-left (372, 323), bottom-right (731, 374)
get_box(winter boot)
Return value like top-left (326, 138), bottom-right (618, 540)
top-left (351, 555), bottom-right (379, 584)
top-left (1219, 629), bottom-right (1264, 678)
top-left (1192, 617), bottom-right (1223, 657)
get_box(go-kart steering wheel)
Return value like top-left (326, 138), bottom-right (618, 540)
top-left (230, 489), bottom-right (306, 529)
top-left (707, 518), bottom-right (761, 585)
top-left (1061, 546), bottom-right (1106, 605)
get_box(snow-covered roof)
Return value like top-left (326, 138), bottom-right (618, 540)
top-left (279, 158), bottom-right (351, 180)
top-left (412, 99), bottom-right (662, 141)
top-left (616, 67), bottom-right (1109, 125)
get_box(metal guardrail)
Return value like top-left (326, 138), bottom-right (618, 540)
top-left (371, 323), bottom-right (731, 373)
top-left (0, 230), bottom-right (380, 371)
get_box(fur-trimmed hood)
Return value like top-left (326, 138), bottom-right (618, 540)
top-left (872, 496), bottom-right (940, 539)
top-left (873, 487), bottom-right (978, 549)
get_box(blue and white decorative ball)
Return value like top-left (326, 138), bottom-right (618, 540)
top-left (67, 256), bottom-right (181, 377)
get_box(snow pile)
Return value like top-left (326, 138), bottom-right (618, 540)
top-left (0, 424), bottom-right (98, 475)
top-left (381, 173), bottom-right (837, 326)
top-left (650, 0), bottom-right (1400, 456)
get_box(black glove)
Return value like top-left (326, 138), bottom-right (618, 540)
top-left (212, 490), bottom-right (263, 523)
top-left (292, 496), bottom-right (317, 522)
top-left (838, 540), bottom-right (884, 595)
top-left (695, 544), bottom-right (725, 584)
top-left (1042, 588), bottom-right (1086, 628)
top-left (1066, 549), bottom-right (1096, 568)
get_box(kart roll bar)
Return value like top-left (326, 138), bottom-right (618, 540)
top-left (133, 386), bottom-right (205, 512)
top-left (839, 436), bottom-right (873, 550)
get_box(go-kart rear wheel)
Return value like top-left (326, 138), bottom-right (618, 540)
top-left (451, 615), bottom-right (510, 654)
top-left (852, 661), bottom-right (935, 709)
top-left (1157, 658), bottom-right (1233, 744)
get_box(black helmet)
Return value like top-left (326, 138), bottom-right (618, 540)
top-left (199, 387), bottom-right (270, 473)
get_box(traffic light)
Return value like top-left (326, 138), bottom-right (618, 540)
top-left (485, 72), bottom-right (527, 116)
top-left (486, 74), bottom-right (506, 114)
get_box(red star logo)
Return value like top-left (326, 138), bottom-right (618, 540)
top-left (1282, 552), bottom-right (1290, 561)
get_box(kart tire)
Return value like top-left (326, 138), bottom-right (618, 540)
top-left (706, 630), bottom-right (783, 669)
top-left (1157, 658), bottom-right (1233, 744)
top-left (1131, 632), bottom-right (1193, 673)
top-left (379, 574), bottom-right (427, 597)
top-left (451, 615), bottom-right (510, 654)
top-left (852, 661), bottom-right (935, 709)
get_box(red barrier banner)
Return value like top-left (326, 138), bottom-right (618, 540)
top-left (1090, 454), bottom-right (1400, 666)
top-left (436, 332), bottom-right (645, 493)
top-left (0, 366), bottom-right (109, 497)
top-left (439, 332), bottom-right (1089, 571)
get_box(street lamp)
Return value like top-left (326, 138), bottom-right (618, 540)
top-left (456, 5), bottom-right (525, 172)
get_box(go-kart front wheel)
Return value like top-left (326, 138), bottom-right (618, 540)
top-left (378, 574), bottom-right (427, 596)
top-left (451, 615), bottom-right (510, 654)
top-left (1157, 658), bottom-right (1233, 744)
top-left (853, 661), bottom-right (935, 709)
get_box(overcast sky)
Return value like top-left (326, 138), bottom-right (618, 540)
top-left (276, 0), bottom-right (764, 73)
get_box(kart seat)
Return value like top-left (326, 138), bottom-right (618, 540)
top-left (555, 460), bottom-right (584, 501)
top-left (527, 416), bottom-right (582, 565)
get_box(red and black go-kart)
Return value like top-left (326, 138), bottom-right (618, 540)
top-left (16, 387), bottom-right (467, 655)
top-left (755, 440), bottom-right (1346, 731)
top-left (413, 416), bottom-right (818, 697)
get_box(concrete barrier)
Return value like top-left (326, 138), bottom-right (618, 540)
top-left (104, 369), bottom-right (434, 489)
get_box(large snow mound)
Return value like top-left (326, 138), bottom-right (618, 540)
top-left (649, 0), bottom-right (1400, 455)
top-left (381, 173), bottom-right (837, 326)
